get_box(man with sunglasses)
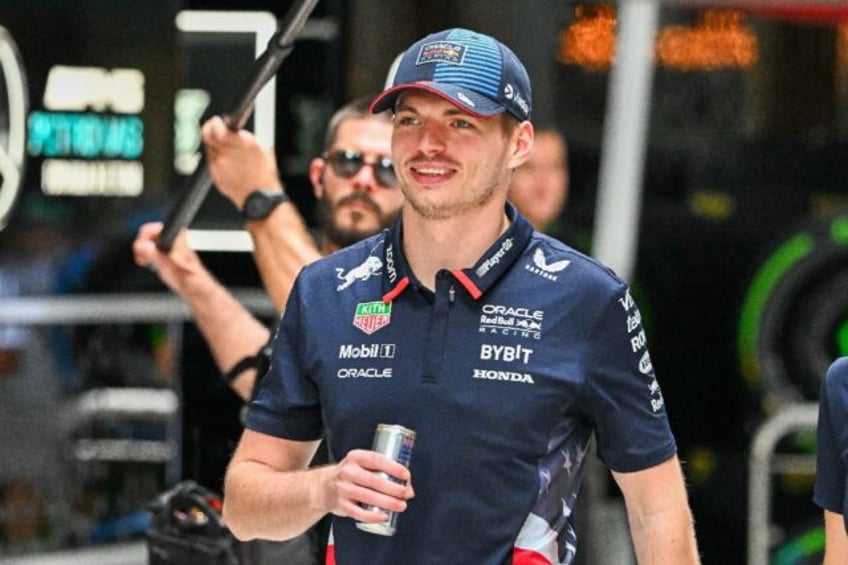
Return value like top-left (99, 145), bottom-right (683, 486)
top-left (134, 95), bottom-right (402, 398)
top-left (223, 28), bottom-right (700, 565)
top-left (132, 96), bottom-right (403, 563)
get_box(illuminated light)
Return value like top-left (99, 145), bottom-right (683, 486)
top-left (688, 190), bottom-right (736, 221)
top-left (838, 24), bottom-right (848, 80)
top-left (558, 4), bottom-right (758, 72)
top-left (43, 65), bottom-right (145, 114)
top-left (27, 111), bottom-right (143, 160)
top-left (656, 10), bottom-right (758, 70)
top-left (836, 320), bottom-right (848, 356)
top-left (831, 216), bottom-right (848, 245)
top-left (41, 159), bottom-right (143, 197)
top-left (557, 4), bottom-right (617, 71)
top-left (174, 88), bottom-right (211, 175)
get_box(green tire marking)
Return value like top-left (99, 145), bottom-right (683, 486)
top-left (738, 234), bottom-right (814, 385)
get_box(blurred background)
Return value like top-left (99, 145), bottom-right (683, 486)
top-left (1, 1), bottom-right (847, 563)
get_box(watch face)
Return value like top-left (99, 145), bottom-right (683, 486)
top-left (243, 191), bottom-right (283, 220)
top-left (244, 193), bottom-right (267, 219)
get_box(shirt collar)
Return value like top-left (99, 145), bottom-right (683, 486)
top-left (381, 202), bottom-right (534, 302)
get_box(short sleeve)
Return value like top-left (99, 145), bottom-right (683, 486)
top-left (579, 283), bottom-right (677, 472)
top-left (245, 273), bottom-right (324, 441)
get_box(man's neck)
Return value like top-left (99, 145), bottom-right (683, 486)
top-left (320, 239), bottom-right (340, 256)
top-left (401, 202), bottom-right (510, 291)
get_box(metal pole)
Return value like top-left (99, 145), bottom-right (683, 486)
top-left (591, 0), bottom-right (659, 282)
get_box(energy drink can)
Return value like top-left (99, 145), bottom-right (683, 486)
top-left (355, 423), bottom-right (416, 536)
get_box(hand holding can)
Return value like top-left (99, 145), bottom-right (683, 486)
top-left (355, 423), bottom-right (416, 536)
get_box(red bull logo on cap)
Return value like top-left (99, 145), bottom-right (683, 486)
top-left (417, 41), bottom-right (467, 65)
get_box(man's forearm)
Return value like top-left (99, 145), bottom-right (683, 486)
top-left (247, 202), bottom-right (323, 312)
top-left (628, 507), bottom-right (700, 564)
top-left (180, 267), bottom-right (270, 397)
top-left (223, 459), bottom-right (332, 541)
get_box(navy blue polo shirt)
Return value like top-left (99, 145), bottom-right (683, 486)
top-left (248, 204), bottom-right (677, 565)
top-left (814, 356), bottom-right (848, 530)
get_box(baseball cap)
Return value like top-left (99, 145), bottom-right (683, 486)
top-left (370, 28), bottom-right (532, 122)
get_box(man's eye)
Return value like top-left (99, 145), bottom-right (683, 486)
top-left (453, 119), bottom-right (472, 129)
top-left (395, 115), bottom-right (418, 126)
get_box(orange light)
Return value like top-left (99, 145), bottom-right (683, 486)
top-left (557, 4), bottom-right (617, 71)
top-left (558, 4), bottom-right (759, 72)
top-left (656, 10), bottom-right (758, 70)
top-left (838, 23), bottom-right (848, 78)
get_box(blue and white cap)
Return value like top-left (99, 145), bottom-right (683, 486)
top-left (370, 28), bottom-right (532, 122)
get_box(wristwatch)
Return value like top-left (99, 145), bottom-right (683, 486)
top-left (241, 190), bottom-right (289, 220)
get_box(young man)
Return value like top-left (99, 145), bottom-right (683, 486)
top-left (814, 357), bottom-right (848, 564)
top-left (223, 28), bottom-right (700, 564)
top-left (133, 97), bottom-right (403, 399)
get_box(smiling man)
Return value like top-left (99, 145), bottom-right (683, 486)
top-left (223, 28), bottom-right (700, 565)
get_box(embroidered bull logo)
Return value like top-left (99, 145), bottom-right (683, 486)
top-left (336, 256), bottom-right (383, 291)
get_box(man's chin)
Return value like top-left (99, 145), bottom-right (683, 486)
top-left (326, 225), bottom-right (381, 249)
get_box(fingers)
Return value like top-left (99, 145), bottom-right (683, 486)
top-left (132, 222), bottom-right (164, 268)
top-left (200, 115), bottom-right (229, 146)
top-left (327, 449), bottom-right (414, 522)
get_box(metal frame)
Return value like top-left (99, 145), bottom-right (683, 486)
top-left (747, 402), bottom-right (819, 565)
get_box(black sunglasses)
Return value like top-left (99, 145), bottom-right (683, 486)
top-left (324, 149), bottom-right (398, 188)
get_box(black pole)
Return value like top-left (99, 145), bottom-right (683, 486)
top-left (157, 0), bottom-right (320, 251)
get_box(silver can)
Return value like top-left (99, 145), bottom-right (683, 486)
top-left (355, 423), bottom-right (416, 536)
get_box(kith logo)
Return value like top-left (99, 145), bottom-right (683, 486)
top-left (353, 301), bottom-right (392, 335)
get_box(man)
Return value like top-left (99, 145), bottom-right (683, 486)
top-left (508, 127), bottom-right (569, 233)
top-left (814, 357), bottom-right (848, 564)
top-left (133, 97), bottom-right (403, 563)
top-left (133, 96), bottom-right (403, 399)
top-left (223, 28), bottom-right (700, 564)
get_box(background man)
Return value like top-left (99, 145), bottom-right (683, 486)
top-left (508, 126), bottom-right (569, 234)
top-left (133, 96), bottom-right (403, 563)
top-left (134, 96), bottom-right (403, 399)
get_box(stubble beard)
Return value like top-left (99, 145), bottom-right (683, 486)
top-left (317, 193), bottom-right (388, 248)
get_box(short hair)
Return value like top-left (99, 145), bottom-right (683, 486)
top-left (323, 95), bottom-right (391, 150)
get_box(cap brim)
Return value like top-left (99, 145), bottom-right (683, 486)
top-left (370, 81), bottom-right (505, 118)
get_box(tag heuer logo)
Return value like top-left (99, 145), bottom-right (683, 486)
top-left (353, 301), bottom-right (392, 335)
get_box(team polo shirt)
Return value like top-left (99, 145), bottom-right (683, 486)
top-left (248, 204), bottom-right (677, 565)
top-left (814, 356), bottom-right (848, 529)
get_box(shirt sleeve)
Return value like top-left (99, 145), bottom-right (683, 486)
top-left (579, 282), bottom-right (677, 473)
top-left (245, 273), bottom-right (324, 441)
top-left (813, 357), bottom-right (848, 521)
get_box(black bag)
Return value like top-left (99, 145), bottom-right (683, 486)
top-left (147, 480), bottom-right (239, 565)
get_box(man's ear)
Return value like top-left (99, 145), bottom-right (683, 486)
top-left (507, 121), bottom-right (534, 170)
top-left (308, 157), bottom-right (327, 199)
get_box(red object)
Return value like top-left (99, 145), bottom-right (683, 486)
top-left (741, 4), bottom-right (848, 23)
